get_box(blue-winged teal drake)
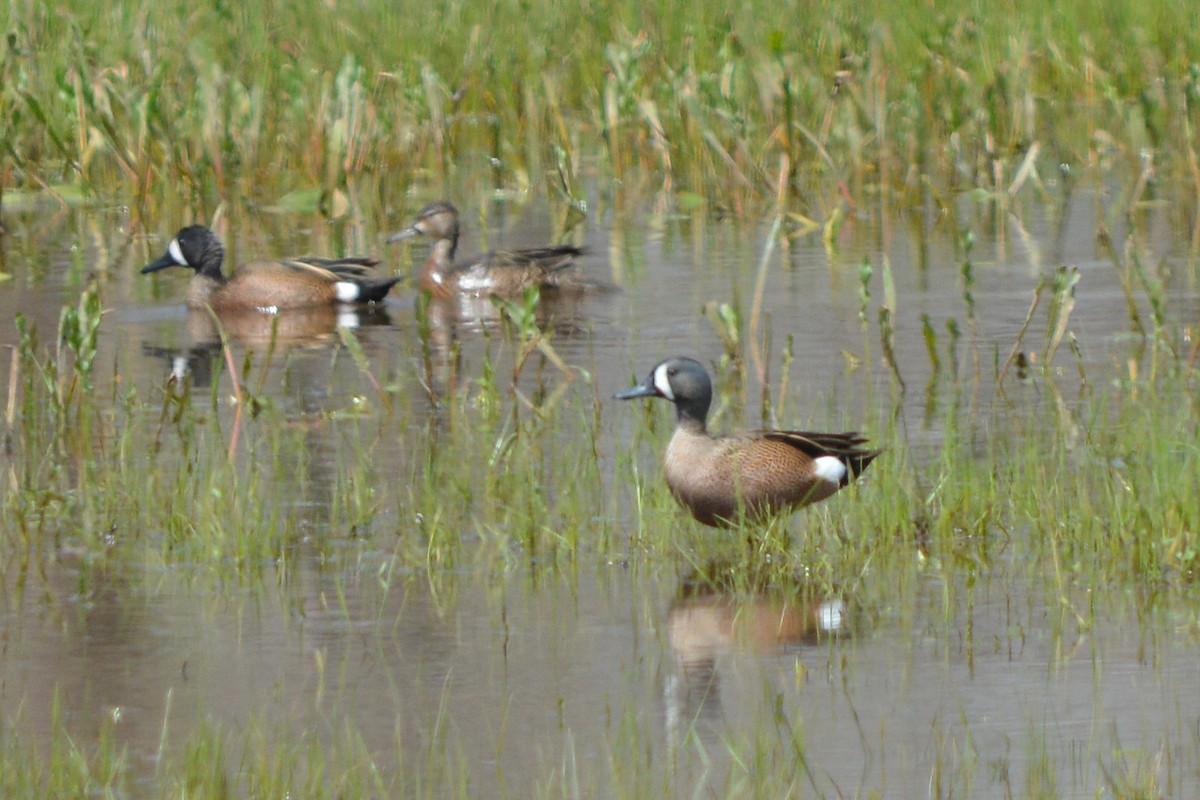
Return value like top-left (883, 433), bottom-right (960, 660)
top-left (143, 225), bottom-right (400, 312)
top-left (387, 201), bottom-right (584, 298)
top-left (615, 357), bottom-right (880, 527)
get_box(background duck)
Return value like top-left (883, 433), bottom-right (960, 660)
top-left (387, 201), bottom-right (587, 298)
top-left (142, 225), bottom-right (400, 312)
top-left (616, 357), bottom-right (880, 527)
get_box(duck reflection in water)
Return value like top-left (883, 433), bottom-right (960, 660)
top-left (143, 304), bottom-right (393, 388)
top-left (415, 282), bottom-right (617, 407)
top-left (664, 568), bottom-right (851, 736)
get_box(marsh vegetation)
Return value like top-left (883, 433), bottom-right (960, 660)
top-left (2, 0), bottom-right (1200, 797)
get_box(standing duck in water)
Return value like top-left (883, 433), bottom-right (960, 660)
top-left (616, 357), bottom-right (880, 527)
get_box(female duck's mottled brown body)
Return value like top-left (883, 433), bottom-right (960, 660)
top-left (616, 357), bottom-right (879, 527)
top-left (387, 201), bottom-right (584, 298)
top-left (143, 225), bottom-right (399, 312)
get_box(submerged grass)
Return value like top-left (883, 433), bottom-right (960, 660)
top-left (0, 695), bottom-right (127, 797)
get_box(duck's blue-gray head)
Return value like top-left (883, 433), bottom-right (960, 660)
top-left (615, 357), bottom-right (712, 426)
top-left (142, 225), bottom-right (225, 278)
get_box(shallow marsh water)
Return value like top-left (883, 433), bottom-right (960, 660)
top-left (2, 184), bottom-right (1199, 798)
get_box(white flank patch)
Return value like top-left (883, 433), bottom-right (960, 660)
top-left (334, 281), bottom-right (360, 302)
top-left (653, 362), bottom-right (675, 399)
top-left (170, 356), bottom-right (190, 382)
top-left (456, 273), bottom-right (488, 292)
top-left (816, 599), bottom-right (846, 632)
top-left (337, 309), bottom-right (360, 329)
top-left (812, 455), bottom-right (847, 485)
top-left (255, 305), bottom-right (279, 315)
top-left (168, 238), bottom-right (187, 265)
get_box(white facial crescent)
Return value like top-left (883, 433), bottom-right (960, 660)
top-left (168, 238), bottom-right (187, 266)
top-left (653, 362), bottom-right (675, 400)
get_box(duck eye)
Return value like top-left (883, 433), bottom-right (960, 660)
top-left (667, 367), bottom-right (676, 376)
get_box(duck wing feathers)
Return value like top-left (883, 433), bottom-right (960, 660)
top-left (278, 256), bottom-right (382, 282)
top-left (486, 245), bottom-right (583, 273)
top-left (758, 430), bottom-right (881, 481)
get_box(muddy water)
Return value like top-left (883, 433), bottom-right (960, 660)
top-left (1, 188), bottom-right (1199, 798)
